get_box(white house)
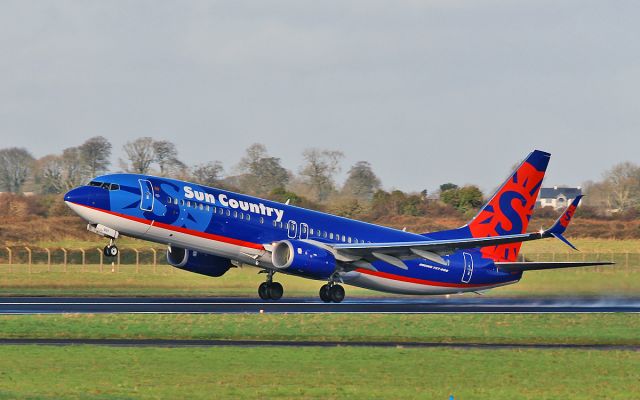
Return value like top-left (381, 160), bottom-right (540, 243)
top-left (536, 186), bottom-right (582, 210)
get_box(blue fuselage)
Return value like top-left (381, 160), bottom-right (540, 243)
top-left (64, 174), bottom-right (521, 295)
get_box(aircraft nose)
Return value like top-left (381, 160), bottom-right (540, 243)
top-left (64, 187), bottom-right (87, 204)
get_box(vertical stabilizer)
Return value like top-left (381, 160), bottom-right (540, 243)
top-left (466, 150), bottom-right (550, 262)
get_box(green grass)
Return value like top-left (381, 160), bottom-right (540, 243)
top-left (0, 314), bottom-right (638, 345)
top-left (0, 345), bottom-right (638, 399)
top-left (0, 238), bottom-right (636, 297)
top-left (522, 238), bottom-right (640, 253)
top-left (0, 262), bottom-right (637, 297)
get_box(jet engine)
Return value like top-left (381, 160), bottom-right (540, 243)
top-left (166, 246), bottom-right (231, 277)
top-left (271, 240), bottom-right (336, 279)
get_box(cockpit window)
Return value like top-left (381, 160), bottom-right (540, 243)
top-left (88, 181), bottom-right (119, 191)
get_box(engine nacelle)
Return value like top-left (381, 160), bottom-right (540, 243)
top-left (166, 246), bottom-right (231, 277)
top-left (271, 240), bottom-right (336, 279)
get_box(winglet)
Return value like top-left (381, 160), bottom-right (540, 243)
top-left (545, 195), bottom-right (583, 250)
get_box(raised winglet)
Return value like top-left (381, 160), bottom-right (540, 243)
top-left (545, 195), bottom-right (583, 251)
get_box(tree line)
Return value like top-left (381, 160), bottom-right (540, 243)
top-left (0, 137), bottom-right (638, 220)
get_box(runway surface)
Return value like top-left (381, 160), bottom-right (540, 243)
top-left (0, 296), bottom-right (639, 314)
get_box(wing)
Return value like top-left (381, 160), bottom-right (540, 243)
top-left (326, 196), bottom-right (584, 271)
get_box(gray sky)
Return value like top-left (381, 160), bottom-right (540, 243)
top-left (1, 0), bottom-right (638, 193)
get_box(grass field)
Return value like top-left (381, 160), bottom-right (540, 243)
top-left (0, 313), bottom-right (639, 399)
top-left (0, 345), bottom-right (638, 400)
top-left (0, 260), bottom-right (637, 297)
top-left (0, 313), bottom-right (638, 345)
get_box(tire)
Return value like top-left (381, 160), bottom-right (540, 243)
top-left (258, 282), bottom-right (270, 300)
top-left (103, 246), bottom-right (110, 257)
top-left (268, 282), bottom-right (284, 301)
top-left (108, 245), bottom-right (119, 257)
top-left (329, 285), bottom-right (345, 303)
top-left (319, 284), bottom-right (331, 302)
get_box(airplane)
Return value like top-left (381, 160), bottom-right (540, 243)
top-left (63, 150), bottom-right (612, 303)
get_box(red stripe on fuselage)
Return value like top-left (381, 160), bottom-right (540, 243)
top-left (355, 268), bottom-right (491, 288)
top-left (70, 202), bottom-right (264, 250)
top-left (73, 202), bottom-right (496, 289)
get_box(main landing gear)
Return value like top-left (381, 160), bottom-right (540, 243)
top-left (258, 270), bottom-right (283, 301)
top-left (319, 283), bottom-right (345, 303)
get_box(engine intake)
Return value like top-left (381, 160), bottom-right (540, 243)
top-left (166, 246), bottom-right (231, 277)
top-left (271, 240), bottom-right (336, 279)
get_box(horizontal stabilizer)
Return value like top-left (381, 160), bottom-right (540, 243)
top-left (495, 261), bottom-right (614, 273)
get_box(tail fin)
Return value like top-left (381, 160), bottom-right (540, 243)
top-left (466, 150), bottom-right (551, 262)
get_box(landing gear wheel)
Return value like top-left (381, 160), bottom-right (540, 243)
top-left (319, 284), bottom-right (331, 303)
top-left (329, 284), bottom-right (345, 303)
top-left (268, 282), bottom-right (283, 301)
top-left (103, 245), bottom-right (118, 258)
top-left (258, 282), bottom-right (270, 300)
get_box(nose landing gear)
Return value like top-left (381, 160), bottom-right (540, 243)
top-left (88, 224), bottom-right (121, 258)
top-left (258, 270), bottom-right (284, 301)
top-left (103, 238), bottom-right (119, 258)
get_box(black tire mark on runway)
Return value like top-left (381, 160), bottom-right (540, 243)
top-left (0, 338), bottom-right (637, 351)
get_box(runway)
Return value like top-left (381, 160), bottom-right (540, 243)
top-left (0, 296), bottom-right (639, 314)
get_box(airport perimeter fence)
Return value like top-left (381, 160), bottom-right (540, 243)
top-left (0, 246), bottom-right (170, 274)
top-left (0, 246), bottom-right (637, 274)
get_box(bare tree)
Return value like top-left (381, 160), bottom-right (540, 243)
top-left (602, 162), bottom-right (640, 212)
top-left (36, 155), bottom-right (65, 194)
top-left (153, 140), bottom-right (185, 176)
top-left (122, 137), bottom-right (155, 174)
top-left (60, 147), bottom-right (87, 190)
top-left (79, 136), bottom-right (112, 177)
top-left (0, 147), bottom-right (35, 193)
top-left (191, 161), bottom-right (224, 187)
top-left (342, 161), bottom-right (381, 200)
top-left (237, 143), bottom-right (290, 196)
top-left (299, 148), bottom-right (344, 201)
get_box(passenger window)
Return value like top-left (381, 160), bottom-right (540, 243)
top-left (239, 213), bottom-right (243, 220)
top-left (246, 214), bottom-right (250, 221)
top-left (174, 198), bottom-right (178, 205)
top-left (199, 204), bottom-right (204, 210)
top-left (348, 237), bottom-right (352, 243)
top-left (329, 233), bottom-right (334, 239)
top-left (206, 205), bottom-right (210, 212)
top-left (279, 222), bottom-right (283, 228)
top-left (272, 220), bottom-right (277, 227)
top-left (181, 200), bottom-right (185, 206)
top-left (186, 201), bottom-right (191, 207)
top-left (323, 231), bottom-right (327, 238)
top-left (226, 209), bottom-right (230, 216)
top-left (342, 235), bottom-right (346, 242)
top-left (310, 228), bottom-right (314, 235)
top-left (259, 217), bottom-right (264, 224)
top-left (233, 211), bottom-right (237, 218)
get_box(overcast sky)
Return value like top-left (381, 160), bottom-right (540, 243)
top-left (1, 1), bottom-right (638, 193)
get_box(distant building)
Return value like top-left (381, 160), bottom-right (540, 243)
top-left (536, 186), bottom-right (582, 210)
